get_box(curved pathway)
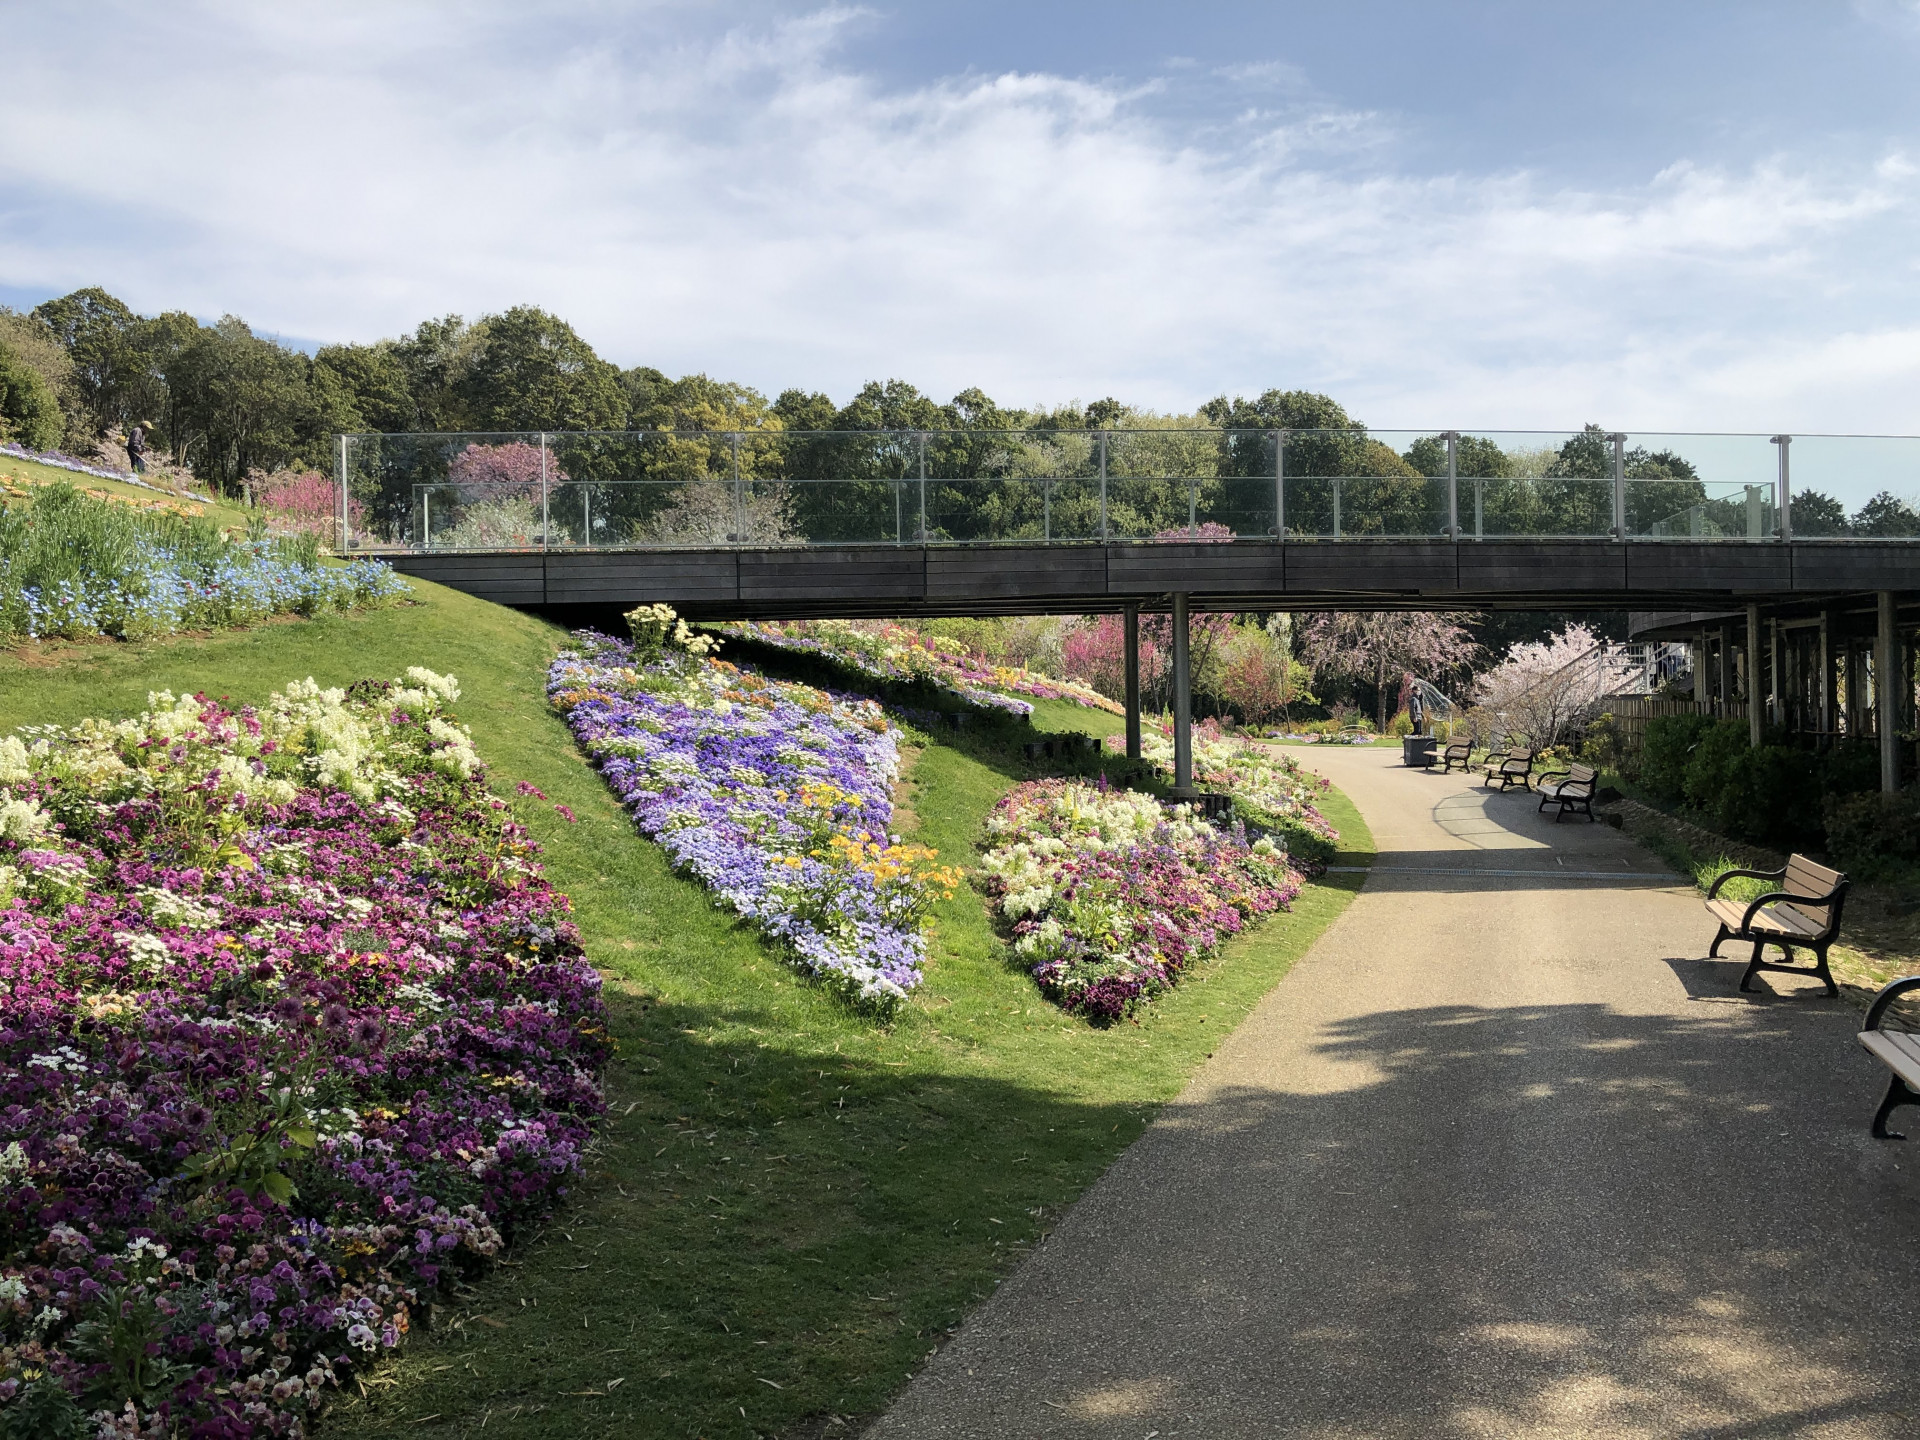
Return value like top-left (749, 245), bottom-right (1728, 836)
top-left (871, 746), bottom-right (1920, 1439)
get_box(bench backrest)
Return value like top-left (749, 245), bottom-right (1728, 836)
top-left (1568, 763), bottom-right (1597, 786)
top-left (1783, 853), bottom-right (1845, 903)
top-left (1502, 747), bottom-right (1534, 767)
top-left (1444, 740), bottom-right (1471, 757)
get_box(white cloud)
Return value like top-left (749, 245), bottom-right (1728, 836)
top-left (0, 1), bottom-right (1916, 432)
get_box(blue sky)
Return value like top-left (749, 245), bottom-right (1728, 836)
top-left (2, 2), bottom-right (1918, 431)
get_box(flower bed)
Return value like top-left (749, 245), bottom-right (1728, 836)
top-left (714, 620), bottom-right (1121, 717)
top-left (981, 780), bottom-right (1302, 1021)
top-left (548, 628), bottom-right (956, 1007)
top-left (0, 672), bottom-right (606, 1437)
top-left (1120, 721), bottom-right (1340, 861)
top-left (1, 483), bottom-right (407, 645)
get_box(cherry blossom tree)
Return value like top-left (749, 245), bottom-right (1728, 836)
top-left (1299, 611), bottom-right (1479, 731)
top-left (1473, 622), bottom-right (1639, 748)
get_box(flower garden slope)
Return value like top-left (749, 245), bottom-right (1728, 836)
top-left (981, 779), bottom-right (1304, 1021)
top-left (1126, 721), bottom-right (1341, 863)
top-left (548, 631), bottom-right (956, 1007)
top-left (715, 620), bottom-right (1123, 718)
top-left (0, 672), bottom-right (607, 1437)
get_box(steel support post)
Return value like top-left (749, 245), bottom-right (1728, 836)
top-left (1171, 592), bottom-right (1194, 794)
top-left (1747, 604), bottom-right (1763, 746)
top-left (1123, 603), bottom-right (1142, 761)
top-left (918, 432), bottom-right (928, 542)
top-left (1609, 432), bottom-right (1627, 540)
top-left (539, 433), bottom-right (549, 551)
top-left (1772, 434), bottom-right (1792, 542)
top-left (1769, 619), bottom-right (1782, 728)
top-left (1444, 430), bottom-right (1459, 539)
top-left (1719, 626), bottom-right (1732, 719)
top-left (1880, 591), bottom-right (1900, 794)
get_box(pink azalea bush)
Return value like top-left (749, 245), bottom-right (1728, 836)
top-left (0, 673), bottom-right (607, 1437)
top-left (251, 471), bottom-right (361, 542)
top-left (980, 779), bottom-right (1303, 1022)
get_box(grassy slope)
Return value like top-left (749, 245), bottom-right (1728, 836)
top-left (0, 451), bottom-right (253, 529)
top-left (0, 585), bottom-right (1373, 1440)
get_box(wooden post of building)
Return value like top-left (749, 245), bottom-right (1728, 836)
top-left (1819, 608), bottom-right (1835, 738)
top-left (1718, 625), bottom-right (1732, 720)
top-left (1747, 603), bottom-right (1763, 746)
top-left (1171, 592), bottom-right (1194, 795)
top-left (1879, 591), bottom-right (1899, 794)
top-left (1123, 603), bottom-right (1142, 762)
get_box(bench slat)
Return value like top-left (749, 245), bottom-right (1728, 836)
top-left (1705, 898), bottom-right (1824, 937)
top-left (1860, 1029), bottom-right (1920, 1089)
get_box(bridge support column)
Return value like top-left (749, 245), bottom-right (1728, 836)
top-left (1747, 604), bottom-right (1763, 747)
top-left (1879, 591), bottom-right (1899, 794)
top-left (1123, 603), bottom-right (1142, 762)
top-left (1171, 592), bottom-right (1194, 796)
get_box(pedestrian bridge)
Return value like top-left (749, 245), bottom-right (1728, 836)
top-left (335, 425), bottom-right (1918, 617)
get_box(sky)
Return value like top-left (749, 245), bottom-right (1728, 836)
top-left (2, 1), bottom-right (1919, 432)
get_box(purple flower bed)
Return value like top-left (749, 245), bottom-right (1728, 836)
top-left (549, 631), bottom-right (956, 1007)
top-left (0, 673), bottom-right (607, 1437)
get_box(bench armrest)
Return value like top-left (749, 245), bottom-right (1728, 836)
top-left (1707, 865), bottom-right (1786, 899)
top-left (1864, 975), bottom-right (1920, 1030)
top-left (1737, 890), bottom-right (1800, 931)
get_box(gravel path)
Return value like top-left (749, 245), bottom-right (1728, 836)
top-left (869, 746), bottom-right (1920, 1439)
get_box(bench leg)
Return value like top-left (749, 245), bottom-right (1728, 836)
top-left (1813, 943), bottom-right (1838, 999)
top-left (1739, 940), bottom-right (1767, 992)
top-left (1708, 923), bottom-right (1729, 959)
top-left (1872, 1072), bottom-right (1920, 1139)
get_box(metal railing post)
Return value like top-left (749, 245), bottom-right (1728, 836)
top-left (1274, 429), bottom-right (1286, 540)
top-left (731, 431), bottom-right (743, 543)
top-left (336, 435), bottom-right (348, 553)
top-left (1098, 430), bottom-right (1109, 541)
top-left (423, 490), bottom-right (431, 548)
top-left (539, 433), bottom-right (550, 551)
top-left (1333, 478), bottom-right (1343, 539)
top-left (1444, 430), bottom-right (1459, 540)
top-left (1772, 434), bottom-right (1792, 542)
top-left (1188, 477), bottom-right (1197, 538)
top-left (917, 431), bottom-right (927, 542)
top-left (1608, 432), bottom-right (1626, 540)
top-left (1044, 476), bottom-right (1052, 543)
top-left (1475, 476), bottom-right (1484, 539)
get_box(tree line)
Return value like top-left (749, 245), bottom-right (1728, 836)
top-left (1, 286), bottom-right (1912, 542)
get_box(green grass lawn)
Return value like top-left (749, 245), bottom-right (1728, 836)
top-left (0, 583), bottom-right (1373, 1439)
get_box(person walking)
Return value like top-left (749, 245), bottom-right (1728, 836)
top-left (127, 420), bottom-right (152, 476)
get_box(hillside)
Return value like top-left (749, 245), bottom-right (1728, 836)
top-left (0, 580), bottom-right (1371, 1439)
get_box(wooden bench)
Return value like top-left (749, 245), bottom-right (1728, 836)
top-left (1440, 740), bottom-right (1474, 773)
top-left (1705, 854), bottom-right (1849, 998)
top-left (1858, 976), bottom-right (1920, 1137)
top-left (1482, 745), bottom-right (1534, 791)
top-left (1535, 762), bottom-right (1598, 822)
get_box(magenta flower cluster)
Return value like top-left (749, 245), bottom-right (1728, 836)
top-left (0, 676), bottom-right (607, 1438)
top-left (981, 780), bottom-right (1304, 1022)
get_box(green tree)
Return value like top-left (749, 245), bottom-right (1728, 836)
top-left (311, 343), bottom-right (416, 433)
top-left (453, 306), bottom-right (626, 432)
top-left (1853, 491), bottom-right (1920, 537)
top-left (390, 315), bottom-right (485, 432)
top-left (165, 317), bottom-right (314, 493)
top-left (0, 309), bottom-right (77, 444)
top-left (1790, 489), bottom-right (1850, 537)
top-left (31, 286), bottom-right (143, 437)
top-left (0, 340), bottom-right (64, 450)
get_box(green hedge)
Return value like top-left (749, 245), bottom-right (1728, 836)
top-left (1636, 715), bottom-right (1881, 853)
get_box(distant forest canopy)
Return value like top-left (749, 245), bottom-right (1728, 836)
top-left (0, 286), bottom-right (1912, 542)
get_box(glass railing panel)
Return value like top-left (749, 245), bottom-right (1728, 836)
top-left (1786, 434), bottom-right (1920, 539)
top-left (1617, 433), bottom-right (1779, 541)
top-left (786, 477), bottom-right (918, 545)
top-left (925, 476), bottom-right (1042, 543)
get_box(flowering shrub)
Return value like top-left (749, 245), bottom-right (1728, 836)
top-left (1, 483), bottom-right (408, 645)
top-left (549, 630), bottom-right (958, 1007)
top-left (1119, 720), bottom-right (1339, 861)
top-left (250, 470), bottom-right (361, 542)
top-left (0, 671), bottom-right (606, 1436)
top-left (981, 780), bottom-right (1302, 1021)
top-left (715, 620), bottom-right (1118, 718)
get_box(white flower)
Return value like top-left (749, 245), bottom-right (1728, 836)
top-left (0, 1275), bottom-right (27, 1306)
top-left (0, 736), bottom-right (31, 784)
top-left (0, 798), bottom-right (51, 843)
top-left (115, 931), bottom-right (173, 970)
top-left (0, 1142), bottom-right (29, 1185)
top-left (141, 885), bottom-right (220, 929)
